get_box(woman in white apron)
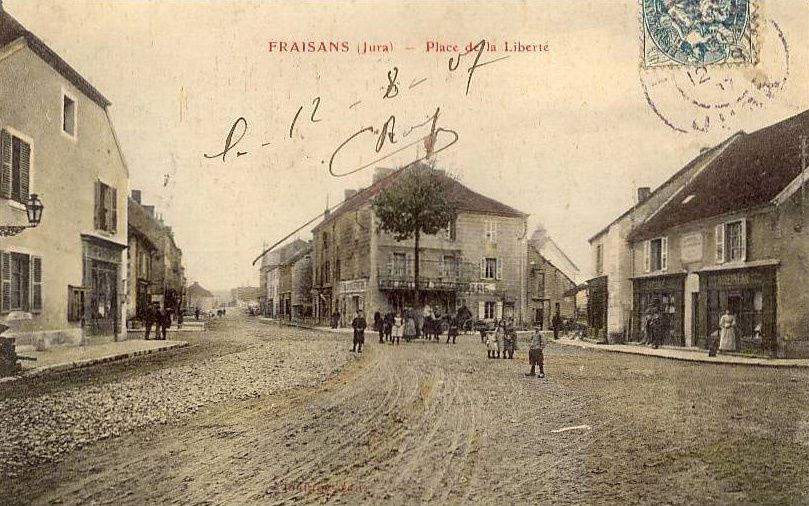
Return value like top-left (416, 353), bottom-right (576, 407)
top-left (718, 309), bottom-right (737, 352)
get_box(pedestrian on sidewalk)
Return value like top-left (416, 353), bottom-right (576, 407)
top-left (525, 327), bottom-right (546, 378)
top-left (351, 310), bottom-right (367, 353)
top-left (552, 311), bottom-right (562, 340)
top-left (159, 306), bottom-right (172, 340)
top-left (718, 309), bottom-right (737, 353)
top-left (144, 303), bottom-right (158, 340)
top-left (195, 307), bottom-right (200, 321)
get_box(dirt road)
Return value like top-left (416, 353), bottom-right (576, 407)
top-left (3, 318), bottom-right (809, 505)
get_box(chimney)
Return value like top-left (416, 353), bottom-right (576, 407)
top-left (131, 189), bottom-right (142, 204)
top-left (637, 187), bottom-right (651, 204)
top-left (344, 189), bottom-right (358, 201)
top-left (324, 208), bottom-right (330, 219)
top-left (373, 167), bottom-right (395, 184)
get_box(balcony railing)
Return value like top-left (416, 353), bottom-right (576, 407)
top-left (377, 258), bottom-right (476, 291)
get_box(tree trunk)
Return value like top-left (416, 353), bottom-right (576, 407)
top-left (414, 229), bottom-right (421, 306)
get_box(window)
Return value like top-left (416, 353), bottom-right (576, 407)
top-left (440, 255), bottom-right (458, 278)
top-left (62, 91), bottom-right (77, 138)
top-left (68, 285), bottom-right (87, 322)
top-left (322, 232), bottom-right (329, 250)
top-left (1, 130), bottom-right (31, 205)
top-left (481, 257), bottom-right (502, 280)
top-left (1, 252), bottom-right (42, 313)
top-left (335, 259), bottom-right (341, 281)
top-left (484, 301), bottom-right (496, 319)
top-left (716, 220), bottom-right (746, 264)
top-left (392, 253), bottom-right (407, 277)
top-left (643, 237), bottom-right (668, 272)
top-left (443, 219), bottom-right (457, 241)
top-left (94, 181), bottom-right (118, 233)
top-left (484, 221), bottom-right (498, 243)
top-left (535, 271), bottom-right (545, 296)
top-left (595, 244), bottom-right (604, 274)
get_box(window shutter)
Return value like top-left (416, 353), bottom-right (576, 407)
top-left (406, 253), bottom-right (413, 277)
top-left (478, 300), bottom-right (485, 319)
top-left (110, 187), bottom-right (118, 233)
top-left (495, 301), bottom-right (503, 319)
top-left (715, 224), bottom-right (725, 264)
top-left (1, 252), bottom-right (10, 313)
top-left (18, 139), bottom-right (30, 202)
top-left (661, 237), bottom-right (668, 271)
top-left (94, 181), bottom-right (102, 229)
top-left (386, 253), bottom-right (393, 276)
top-left (480, 258), bottom-right (485, 279)
top-left (438, 256), bottom-right (445, 277)
top-left (496, 258), bottom-right (503, 280)
top-left (31, 256), bottom-right (42, 312)
top-left (643, 241), bottom-right (651, 273)
top-left (0, 131), bottom-right (11, 199)
top-left (740, 219), bottom-right (747, 262)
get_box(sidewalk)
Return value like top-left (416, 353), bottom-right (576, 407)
top-left (554, 337), bottom-right (809, 368)
top-left (4, 339), bottom-right (188, 382)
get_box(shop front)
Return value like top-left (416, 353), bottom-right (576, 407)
top-left (82, 236), bottom-right (124, 338)
top-left (697, 266), bottom-right (777, 354)
top-left (632, 273), bottom-right (686, 346)
top-left (338, 278), bottom-right (367, 321)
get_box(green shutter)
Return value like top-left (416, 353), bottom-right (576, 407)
top-left (18, 139), bottom-right (30, 203)
top-left (0, 131), bottom-right (11, 199)
top-left (31, 256), bottom-right (42, 312)
top-left (1, 252), bottom-right (10, 313)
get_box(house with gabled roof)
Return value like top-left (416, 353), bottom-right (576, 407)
top-left (586, 132), bottom-right (743, 342)
top-left (626, 109), bottom-right (809, 357)
top-left (0, 3), bottom-right (129, 348)
top-left (311, 163), bottom-right (529, 327)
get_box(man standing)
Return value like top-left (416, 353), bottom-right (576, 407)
top-left (552, 310), bottom-right (562, 340)
top-left (525, 327), bottom-right (546, 378)
top-left (144, 303), bottom-right (157, 340)
top-left (351, 310), bottom-right (367, 353)
top-left (159, 306), bottom-right (172, 340)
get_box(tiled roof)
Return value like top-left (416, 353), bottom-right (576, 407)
top-left (0, 7), bottom-right (110, 107)
top-left (588, 132), bottom-right (741, 243)
top-left (629, 109), bottom-right (809, 241)
top-left (314, 162), bottom-right (526, 232)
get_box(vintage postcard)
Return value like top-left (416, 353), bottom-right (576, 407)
top-left (1, 1), bottom-right (808, 504)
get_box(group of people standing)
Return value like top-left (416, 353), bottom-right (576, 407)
top-left (142, 303), bottom-right (175, 340)
top-left (482, 318), bottom-right (518, 359)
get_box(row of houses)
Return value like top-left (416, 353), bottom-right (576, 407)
top-left (587, 110), bottom-right (809, 358)
top-left (0, 5), bottom-right (186, 348)
top-left (259, 164), bottom-right (580, 328)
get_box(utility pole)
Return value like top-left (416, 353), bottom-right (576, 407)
top-left (801, 136), bottom-right (807, 231)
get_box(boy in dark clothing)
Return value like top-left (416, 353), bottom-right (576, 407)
top-left (351, 310), bottom-right (367, 353)
top-left (383, 313), bottom-right (393, 342)
top-left (374, 311), bottom-right (384, 343)
top-left (446, 315), bottom-right (458, 344)
top-left (525, 328), bottom-right (546, 377)
top-left (144, 303), bottom-right (158, 340)
top-left (159, 307), bottom-right (172, 340)
top-left (552, 312), bottom-right (562, 340)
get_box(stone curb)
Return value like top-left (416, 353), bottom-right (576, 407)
top-left (553, 339), bottom-right (809, 368)
top-left (0, 341), bottom-right (190, 383)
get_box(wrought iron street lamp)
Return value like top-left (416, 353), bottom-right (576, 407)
top-left (0, 194), bottom-right (44, 237)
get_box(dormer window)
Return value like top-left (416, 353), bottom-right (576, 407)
top-left (62, 90), bottom-right (77, 138)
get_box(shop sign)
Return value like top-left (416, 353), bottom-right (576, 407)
top-left (464, 282), bottom-right (496, 294)
top-left (680, 233), bottom-right (703, 263)
top-left (340, 278), bottom-right (367, 294)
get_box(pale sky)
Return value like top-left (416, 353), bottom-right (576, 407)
top-left (7, 0), bottom-right (809, 291)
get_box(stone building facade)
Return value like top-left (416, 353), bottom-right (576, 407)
top-left (0, 7), bottom-right (129, 347)
top-left (626, 110), bottom-right (809, 357)
top-left (311, 165), bottom-right (529, 327)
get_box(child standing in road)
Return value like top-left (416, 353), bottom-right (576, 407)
top-left (525, 327), bottom-right (546, 378)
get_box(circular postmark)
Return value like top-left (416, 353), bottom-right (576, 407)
top-left (643, 0), bottom-right (752, 67)
top-left (640, 17), bottom-right (789, 135)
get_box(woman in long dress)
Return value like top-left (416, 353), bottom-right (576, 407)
top-left (718, 309), bottom-right (737, 352)
top-left (404, 312), bottom-right (417, 343)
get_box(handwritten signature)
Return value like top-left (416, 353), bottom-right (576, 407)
top-left (203, 40), bottom-right (508, 177)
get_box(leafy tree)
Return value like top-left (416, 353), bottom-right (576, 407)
top-left (372, 164), bottom-right (458, 305)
